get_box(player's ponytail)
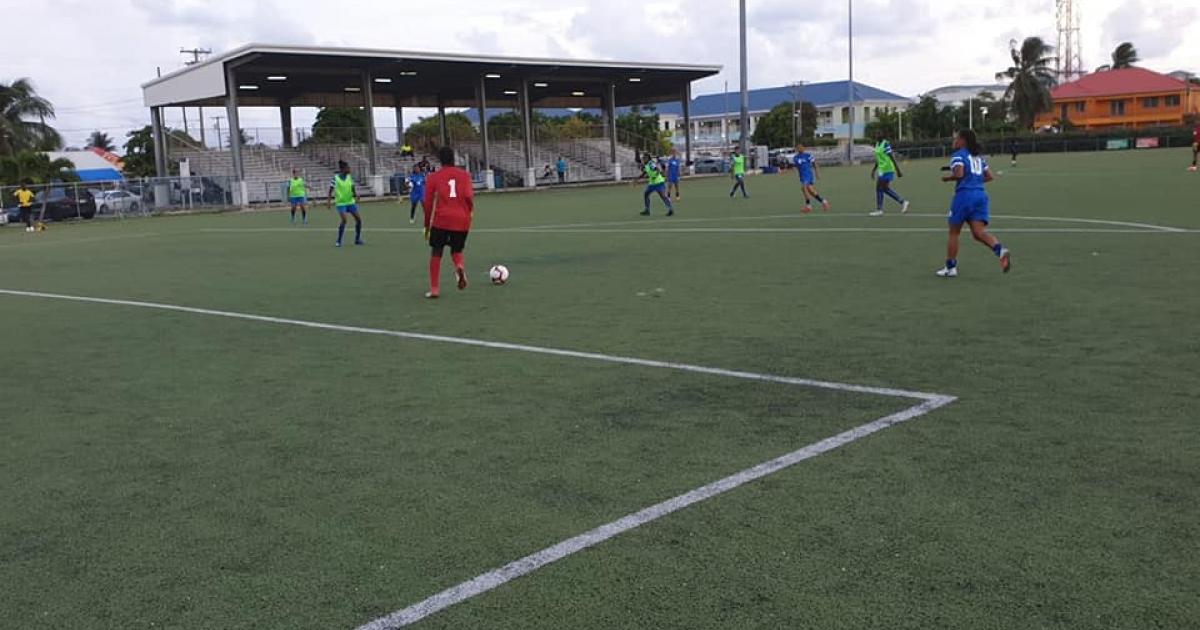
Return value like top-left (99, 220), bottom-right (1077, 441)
top-left (959, 129), bottom-right (984, 156)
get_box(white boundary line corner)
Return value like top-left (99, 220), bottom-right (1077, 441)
top-left (0, 288), bottom-right (957, 629)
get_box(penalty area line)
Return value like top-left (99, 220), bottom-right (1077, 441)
top-left (0, 287), bottom-right (958, 629)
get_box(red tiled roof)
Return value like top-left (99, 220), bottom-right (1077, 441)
top-left (1052, 67), bottom-right (1190, 99)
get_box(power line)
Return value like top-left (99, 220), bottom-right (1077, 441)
top-left (180, 47), bottom-right (212, 65)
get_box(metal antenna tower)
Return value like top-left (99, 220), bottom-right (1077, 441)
top-left (1056, 0), bottom-right (1082, 81)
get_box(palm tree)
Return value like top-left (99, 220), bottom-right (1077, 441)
top-left (0, 150), bottom-right (76, 185)
top-left (1111, 42), bottom-right (1139, 69)
top-left (0, 78), bottom-right (62, 155)
top-left (995, 37), bottom-right (1058, 131)
top-left (87, 130), bottom-right (116, 152)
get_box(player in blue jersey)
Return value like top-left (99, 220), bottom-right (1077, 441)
top-left (666, 150), bottom-right (683, 200)
top-left (936, 129), bottom-right (1011, 277)
top-left (792, 144), bottom-right (830, 213)
top-left (407, 166), bottom-right (426, 224)
top-left (869, 133), bottom-right (909, 216)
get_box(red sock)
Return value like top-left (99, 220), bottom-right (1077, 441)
top-left (451, 252), bottom-right (465, 271)
top-left (429, 255), bottom-right (441, 294)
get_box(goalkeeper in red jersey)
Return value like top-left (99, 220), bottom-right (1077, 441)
top-left (423, 146), bottom-right (475, 299)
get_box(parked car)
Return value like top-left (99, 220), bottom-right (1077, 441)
top-left (96, 190), bottom-right (142, 214)
top-left (13, 187), bottom-right (98, 222)
top-left (693, 157), bottom-right (727, 174)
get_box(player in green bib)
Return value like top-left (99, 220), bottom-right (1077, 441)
top-left (326, 161), bottom-right (363, 247)
top-left (729, 149), bottom-right (748, 198)
top-left (868, 133), bottom-right (909, 216)
top-left (639, 156), bottom-right (674, 216)
top-left (287, 169), bottom-right (308, 225)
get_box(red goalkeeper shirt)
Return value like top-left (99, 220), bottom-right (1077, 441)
top-left (424, 166), bottom-right (474, 232)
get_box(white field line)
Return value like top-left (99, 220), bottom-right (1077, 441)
top-left (356, 395), bottom-right (955, 630)
top-left (0, 288), bottom-right (958, 628)
top-left (478, 227), bottom-right (1183, 235)
top-left (0, 231), bottom-right (161, 249)
top-left (904, 213), bottom-right (1186, 233)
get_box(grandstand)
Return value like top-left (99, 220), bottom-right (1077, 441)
top-left (142, 44), bottom-right (719, 204)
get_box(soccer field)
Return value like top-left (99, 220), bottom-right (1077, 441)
top-left (2, 148), bottom-right (1198, 630)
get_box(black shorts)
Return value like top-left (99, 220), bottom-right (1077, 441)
top-left (429, 227), bottom-right (469, 253)
top-left (19, 207), bottom-right (33, 222)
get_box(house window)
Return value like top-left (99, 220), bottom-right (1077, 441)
top-left (1074, 102), bottom-right (1086, 113)
top-left (1060, 105), bottom-right (1068, 120)
top-left (1165, 95), bottom-right (1181, 107)
top-left (1109, 100), bottom-right (1126, 116)
top-left (1141, 96), bottom-right (1160, 108)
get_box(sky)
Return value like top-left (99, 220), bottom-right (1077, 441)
top-left (3, 0), bottom-right (1197, 149)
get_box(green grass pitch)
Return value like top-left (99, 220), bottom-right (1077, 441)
top-left (1, 148), bottom-right (1198, 629)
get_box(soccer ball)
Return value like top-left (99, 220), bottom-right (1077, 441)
top-left (489, 265), bottom-right (510, 285)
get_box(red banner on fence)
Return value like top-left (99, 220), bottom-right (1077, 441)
top-left (1135, 137), bottom-right (1160, 149)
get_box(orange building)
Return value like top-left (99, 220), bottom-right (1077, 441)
top-left (1035, 67), bottom-right (1200, 130)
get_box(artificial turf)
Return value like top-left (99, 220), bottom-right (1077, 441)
top-left (1, 147), bottom-right (1197, 629)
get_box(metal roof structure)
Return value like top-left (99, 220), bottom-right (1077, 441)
top-left (141, 44), bottom-right (718, 189)
top-left (142, 44), bottom-right (720, 110)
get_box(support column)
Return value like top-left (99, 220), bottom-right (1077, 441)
top-left (477, 75), bottom-right (493, 189)
top-left (436, 93), bottom-right (448, 146)
top-left (224, 65), bottom-right (244, 181)
top-left (198, 106), bottom-right (206, 147)
top-left (607, 82), bottom-right (619, 181)
top-left (280, 103), bottom-right (293, 148)
top-left (682, 83), bottom-right (693, 167)
top-left (521, 79), bottom-right (535, 187)
top-left (150, 107), bottom-right (167, 178)
top-left (362, 72), bottom-right (377, 176)
top-left (395, 105), bottom-right (404, 145)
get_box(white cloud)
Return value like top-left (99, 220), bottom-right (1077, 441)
top-left (2, 0), bottom-right (1196, 148)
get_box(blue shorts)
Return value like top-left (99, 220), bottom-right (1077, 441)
top-left (948, 191), bottom-right (990, 225)
top-left (667, 175), bottom-right (680, 184)
top-left (645, 183), bottom-right (666, 194)
top-left (289, 196), bottom-right (306, 205)
top-left (336, 203), bottom-right (359, 214)
top-left (877, 172), bottom-right (896, 184)
top-left (799, 173), bottom-right (815, 186)
top-left (409, 194), bottom-right (422, 204)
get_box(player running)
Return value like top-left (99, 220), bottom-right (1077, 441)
top-left (666, 150), bottom-right (682, 199)
top-left (287, 169), bottom-right (308, 225)
top-left (423, 146), bottom-right (475, 299)
top-left (639, 156), bottom-right (675, 217)
top-left (407, 166), bottom-right (426, 224)
top-left (936, 129), bottom-right (1011, 278)
top-left (1189, 123), bottom-right (1199, 172)
top-left (792, 144), bottom-right (829, 213)
top-left (327, 161), bottom-right (363, 247)
top-left (869, 133), bottom-right (909, 216)
top-left (729, 149), bottom-right (748, 198)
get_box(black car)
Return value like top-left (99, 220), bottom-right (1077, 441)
top-left (19, 187), bottom-right (98, 222)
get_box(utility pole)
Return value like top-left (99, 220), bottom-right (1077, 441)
top-left (180, 48), bottom-right (211, 145)
top-left (846, 0), bottom-right (855, 163)
top-left (791, 82), bottom-right (798, 148)
top-left (212, 115), bottom-right (226, 151)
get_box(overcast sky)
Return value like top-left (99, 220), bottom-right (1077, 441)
top-left (4, 0), bottom-right (1197, 148)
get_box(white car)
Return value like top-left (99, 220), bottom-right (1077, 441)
top-left (96, 190), bottom-right (142, 214)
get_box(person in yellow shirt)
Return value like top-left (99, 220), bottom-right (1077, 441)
top-left (14, 180), bottom-right (37, 233)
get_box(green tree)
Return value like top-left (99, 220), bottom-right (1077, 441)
top-left (750, 101), bottom-right (817, 148)
top-left (406, 112), bottom-right (478, 147)
top-left (908, 95), bottom-right (956, 139)
top-left (309, 107), bottom-right (370, 144)
top-left (995, 37), bottom-right (1057, 131)
top-left (86, 130), bottom-right (116, 152)
top-left (122, 126), bottom-right (156, 177)
top-left (1110, 42), bottom-right (1139, 69)
top-left (617, 106), bottom-right (669, 154)
top-left (0, 78), bottom-right (61, 155)
top-left (0, 150), bottom-right (76, 186)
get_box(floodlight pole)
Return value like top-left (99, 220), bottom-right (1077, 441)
top-left (738, 0), bottom-right (750, 156)
top-left (969, 95), bottom-right (974, 130)
top-left (846, 0), bottom-right (855, 163)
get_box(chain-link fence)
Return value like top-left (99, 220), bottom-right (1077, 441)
top-left (894, 130), bottom-right (1196, 161)
top-left (0, 176), bottom-right (241, 228)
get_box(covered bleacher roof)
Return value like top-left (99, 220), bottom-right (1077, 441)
top-left (141, 44), bottom-right (721, 110)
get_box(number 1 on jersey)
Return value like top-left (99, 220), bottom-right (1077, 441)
top-left (448, 179), bottom-right (457, 198)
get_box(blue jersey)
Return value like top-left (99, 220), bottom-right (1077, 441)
top-left (408, 173), bottom-right (425, 198)
top-left (667, 158), bottom-right (681, 180)
top-left (949, 149), bottom-right (988, 193)
top-left (793, 152), bottom-right (815, 180)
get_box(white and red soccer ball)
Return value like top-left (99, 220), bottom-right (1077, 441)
top-left (489, 264), bottom-right (509, 285)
